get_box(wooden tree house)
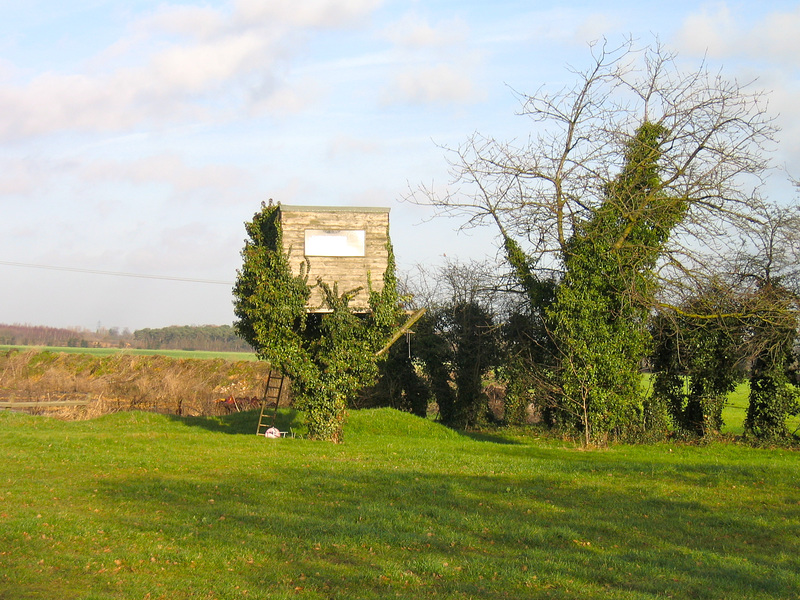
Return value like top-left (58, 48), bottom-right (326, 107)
top-left (255, 203), bottom-right (425, 436)
top-left (277, 204), bottom-right (391, 312)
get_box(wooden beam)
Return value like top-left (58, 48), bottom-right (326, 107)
top-left (0, 401), bottom-right (90, 408)
top-left (375, 308), bottom-right (427, 357)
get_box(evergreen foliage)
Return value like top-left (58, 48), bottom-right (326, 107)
top-left (547, 122), bottom-right (684, 442)
top-left (499, 308), bottom-right (556, 427)
top-left (651, 279), bottom-right (799, 442)
top-left (744, 283), bottom-right (800, 441)
top-left (651, 285), bottom-right (746, 437)
top-left (497, 237), bottom-right (558, 426)
top-left (362, 341), bottom-right (429, 417)
top-left (416, 302), bottom-right (500, 429)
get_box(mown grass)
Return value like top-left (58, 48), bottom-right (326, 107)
top-left (1, 408), bottom-right (798, 599)
top-left (0, 345), bottom-right (257, 362)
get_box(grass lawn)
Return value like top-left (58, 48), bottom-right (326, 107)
top-left (1, 408), bottom-right (798, 599)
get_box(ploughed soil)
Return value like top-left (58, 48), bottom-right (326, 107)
top-left (0, 349), bottom-right (280, 419)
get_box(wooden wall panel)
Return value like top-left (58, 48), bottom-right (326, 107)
top-left (278, 206), bottom-right (390, 312)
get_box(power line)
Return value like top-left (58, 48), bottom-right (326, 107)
top-left (0, 260), bottom-right (234, 286)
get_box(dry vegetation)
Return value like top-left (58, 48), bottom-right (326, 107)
top-left (0, 349), bottom-right (277, 419)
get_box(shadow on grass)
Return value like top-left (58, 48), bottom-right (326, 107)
top-left (168, 408), bottom-right (304, 436)
top-left (88, 452), bottom-right (800, 600)
top-left (458, 430), bottom-right (523, 444)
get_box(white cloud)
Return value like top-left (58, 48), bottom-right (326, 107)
top-left (139, 4), bottom-right (227, 39)
top-left (756, 9), bottom-right (800, 61)
top-left (677, 3), bottom-right (800, 65)
top-left (383, 12), bottom-right (468, 49)
top-left (0, 0), bottom-right (385, 142)
top-left (383, 63), bottom-right (479, 105)
top-left (0, 156), bottom-right (78, 199)
top-left (247, 77), bottom-right (323, 114)
top-left (377, 10), bottom-right (480, 107)
top-left (81, 154), bottom-right (251, 199)
top-left (0, 157), bottom-right (48, 196)
top-left (149, 32), bottom-right (272, 93)
top-left (235, 0), bottom-right (383, 28)
top-left (123, 221), bottom-right (238, 273)
top-left (327, 135), bottom-right (381, 160)
top-left (677, 3), bottom-right (741, 57)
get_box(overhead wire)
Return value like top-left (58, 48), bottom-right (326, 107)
top-left (0, 260), bottom-right (234, 286)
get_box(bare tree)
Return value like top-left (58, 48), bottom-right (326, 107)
top-left (410, 37), bottom-right (776, 282)
top-left (409, 37), bottom-right (779, 442)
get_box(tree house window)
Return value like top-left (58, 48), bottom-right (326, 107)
top-left (304, 229), bottom-right (366, 257)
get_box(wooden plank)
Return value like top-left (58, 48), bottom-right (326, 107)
top-left (279, 206), bottom-right (391, 311)
top-left (375, 308), bottom-right (427, 357)
top-left (0, 401), bottom-right (90, 408)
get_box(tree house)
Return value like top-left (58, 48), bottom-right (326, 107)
top-left (277, 205), bottom-right (391, 312)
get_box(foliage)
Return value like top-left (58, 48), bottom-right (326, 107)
top-left (133, 324), bottom-right (252, 352)
top-left (232, 202), bottom-right (404, 441)
top-left (497, 239), bottom-right (557, 426)
top-left (498, 309), bottom-right (555, 426)
top-left (361, 340), bottom-right (429, 417)
top-left (744, 283), bottom-right (800, 441)
top-left (504, 121), bottom-right (683, 443)
top-left (746, 361), bottom-right (800, 442)
top-left (292, 281), bottom-right (395, 442)
top-left (651, 201), bottom-right (800, 443)
top-left (233, 202), bottom-right (311, 372)
top-left (441, 302), bottom-right (499, 428)
top-left (732, 205), bottom-right (800, 442)
top-left (411, 301), bottom-right (500, 429)
top-left (401, 260), bottom-right (502, 428)
top-left (413, 308), bottom-right (457, 420)
top-left (651, 284), bottom-right (747, 437)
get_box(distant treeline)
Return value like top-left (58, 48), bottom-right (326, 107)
top-left (0, 324), bottom-right (97, 348)
top-left (133, 325), bottom-right (252, 352)
top-left (0, 323), bottom-right (253, 353)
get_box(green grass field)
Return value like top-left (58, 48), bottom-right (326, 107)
top-left (1, 408), bottom-right (798, 599)
top-left (0, 345), bottom-right (257, 362)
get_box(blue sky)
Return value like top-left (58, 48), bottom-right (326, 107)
top-left (1, 0), bottom-right (799, 331)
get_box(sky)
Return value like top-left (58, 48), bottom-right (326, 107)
top-left (1, 0), bottom-right (800, 332)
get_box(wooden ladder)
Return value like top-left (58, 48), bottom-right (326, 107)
top-left (256, 371), bottom-right (286, 436)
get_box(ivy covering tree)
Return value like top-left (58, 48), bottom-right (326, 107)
top-left (411, 39), bottom-right (776, 443)
top-left (415, 301), bottom-right (499, 429)
top-left (650, 203), bottom-right (800, 442)
top-left (401, 260), bottom-right (502, 429)
top-left (738, 205), bottom-right (800, 441)
top-left (232, 201), bottom-right (404, 442)
top-left (547, 122), bottom-right (686, 442)
top-left (650, 285), bottom-right (746, 437)
top-left (744, 282), bottom-right (800, 441)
